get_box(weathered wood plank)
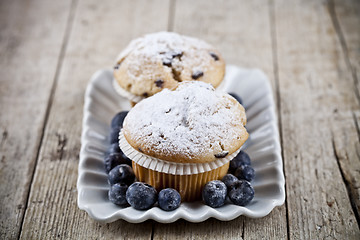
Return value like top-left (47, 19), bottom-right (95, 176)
top-left (153, 1), bottom-right (288, 239)
top-left (19, 0), bottom-right (170, 239)
top-left (0, 0), bottom-right (73, 239)
top-left (330, 0), bottom-right (360, 103)
top-left (274, 0), bottom-right (360, 238)
top-left (329, 0), bottom-right (360, 220)
top-left (154, 218), bottom-right (246, 240)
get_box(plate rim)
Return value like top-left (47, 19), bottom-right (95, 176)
top-left (77, 65), bottom-right (286, 223)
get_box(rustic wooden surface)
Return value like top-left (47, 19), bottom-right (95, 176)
top-left (0, 0), bottom-right (73, 239)
top-left (0, 0), bottom-right (359, 239)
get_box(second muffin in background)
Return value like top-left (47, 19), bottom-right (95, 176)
top-left (113, 31), bottom-right (225, 105)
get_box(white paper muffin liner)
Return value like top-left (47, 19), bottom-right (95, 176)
top-left (119, 129), bottom-right (241, 175)
top-left (112, 79), bottom-right (145, 103)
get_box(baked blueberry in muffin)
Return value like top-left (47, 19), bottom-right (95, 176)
top-left (113, 32), bottom-right (225, 105)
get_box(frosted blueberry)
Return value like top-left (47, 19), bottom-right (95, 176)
top-left (202, 180), bottom-right (227, 208)
top-left (228, 180), bottom-right (254, 206)
top-left (126, 182), bottom-right (157, 210)
top-left (222, 174), bottom-right (238, 189)
top-left (235, 165), bottom-right (255, 182)
top-left (110, 127), bottom-right (120, 144)
top-left (104, 152), bottom-right (132, 173)
top-left (105, 143), bottom-right (120, 158)
top-left (229, 151), bottom-right (251, 173)
top-left (108, 164), bottom-right (135, 185)
top-left (111, 111), bottom-right (129, 129)
top-left (109, 183), bottom-right (128, 206)
top-left (158, 188), bottom-right (181, 211)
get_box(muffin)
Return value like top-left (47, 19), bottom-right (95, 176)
top-left (119, 81), bottom-right (248, 201)
top-left (113, 31), bottom-right (225, 105)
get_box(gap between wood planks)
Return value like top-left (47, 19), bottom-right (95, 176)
top-left (331, 136), bottom-right (360, 229)
top-left (353, 113), bottom-right (360, 143)
top-left (327, 0), bottom-right (360, 105)
top-left (327, 0), bottom-right (360, 229)
top-left (268, 1), bottom-right (290, 240)
top-left (17, 0), bottom-right (79, 238)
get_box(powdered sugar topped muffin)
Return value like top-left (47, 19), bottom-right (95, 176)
top-left (119, 81), bottom-right (248, 201)
top-left (123, 81), bottom-right (247, 163)
top-left (113, 32), bottom-right (225, 104)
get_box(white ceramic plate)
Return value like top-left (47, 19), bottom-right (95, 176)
top-left (78, 65), bottom-right (285, 223)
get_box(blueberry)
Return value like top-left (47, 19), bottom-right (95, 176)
top-left (234, 165), bottom-right (255, 182)
top-left (114, 63), bottom-right (121, 70)
top-left (111, 111), bottom-right (129, 129)
top-left (191, 70), bottom-right (204, 80)
top-left (108, 164), bottom-right (135, 185)
top-left (209, 52), bottom-right (219, 61)
top-left (229, 93), bottom-right (243, 105)
top-left (105, 143), bottom-right (121, 158)
top-left (155, 79), bottom-right (164, 88)
top-left (119, 148), bottom-right (131, 162)
top-left (126, 182), bottom-right (157, 210)
top-left (118, 149), bottom-right (132, 165)
top-left (222, 174), bottom-right (238, 189)
top-left (158, 188), bottom-right (181, 211)
top-left (162, 58), bottom-right (172, 67)
top-left (202, 180), bottom-right (227, 208)
top-left (104, 152), bottom-right (132, 173)
top-left (110, 127), bottom-right (120, 144)
top-left (170, 50), bottom-right (183, 58)
top-left (228, 180), bottom-right (254, 206)
top-left (191, 71), bottom-right (204, 80)
top-left (229, 151), bottom-right (251, 173)
top-left (214, 151), bottom-right (229, 158)
top-left (109, 183), bottom-right (128, 206)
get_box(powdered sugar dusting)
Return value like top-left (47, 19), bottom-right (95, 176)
top-left (116, 32), bottom-right (217, 81)
top-left (123, 81), bottom-right (247, 162)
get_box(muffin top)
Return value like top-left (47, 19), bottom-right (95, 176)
top-left (113, 32), bottom-right (225, 103)
top-left (122, 81), bottom-right (248, 164)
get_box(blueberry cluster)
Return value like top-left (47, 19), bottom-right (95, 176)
top-left (106, 112), bottom-right (181, 211)
top-left (106, 107), bottom-right (254, 211)
top-left (202, 150), bottom-right (255, 207)
top-left (105, 111), bottom-right (132, 173)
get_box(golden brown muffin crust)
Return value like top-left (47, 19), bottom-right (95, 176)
top-left (123, 81), bottom-right (248, 164)
top-left (113, 32), bottom-right (225, 101)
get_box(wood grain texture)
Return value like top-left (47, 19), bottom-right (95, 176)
top-left (154, 218), bottom-right (245, 240)
top-left (19, 0), bottom-right (170, 239)
top-left (329, 0), bottom-right (360, 219)
top-left (330, 0), bottom-right (360, 103)
top-left (1, 0), bottom-right (358, 239)
top-left (153, 0), bottom-right (288, 239)
top-left (274, 0), bottom-right (360, 238)
top-left (0, 0), bottom-right (72, 239)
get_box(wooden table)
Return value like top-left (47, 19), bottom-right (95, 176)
top-left (1, 0), bottom-right (359, 239)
